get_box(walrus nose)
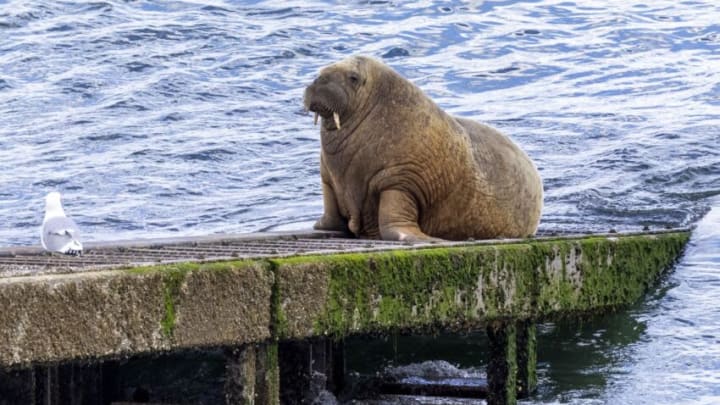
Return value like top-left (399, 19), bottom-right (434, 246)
top-left (305, 77), bottom-right (325, 98)
top-left (313, 75), bottom-right (330, 86)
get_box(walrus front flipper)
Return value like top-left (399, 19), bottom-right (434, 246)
top-left (378, 190), bottom-right (442, 242)
top-left (314, 179), bottom-right (349, 233)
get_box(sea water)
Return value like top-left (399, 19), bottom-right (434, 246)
top-left (1, 1), bottom-right (718, 403)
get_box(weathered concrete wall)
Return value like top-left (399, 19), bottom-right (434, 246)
top-left (0, 232), bottom-right (689, 368)
top-left (0, 261), bottom-right (273, 368)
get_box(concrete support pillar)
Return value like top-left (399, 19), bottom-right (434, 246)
top-left (22, 363), bottom-right (107, 405)
top-left (487, 321), bottom-right (517, 405)
top-left (225, 343), bottom-right (279, 405)
top-left (516, 320), bottom-right (537, 398)
top-left (225, 346), bottom-right (257, 404)
top-left (278, 338), bottom-right (344, 404)
top-left (256, 343), bottom-right (280, 405)
top-left (487, 320), bottom-right (537, 405)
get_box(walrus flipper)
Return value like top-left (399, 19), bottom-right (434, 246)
top-left (378, 190), bottom-right (441, 242)
top-left (314, 180), bottom-right (349, 233)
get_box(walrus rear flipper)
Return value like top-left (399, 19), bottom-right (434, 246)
top-left (378, 190), bottom-right (442, 242)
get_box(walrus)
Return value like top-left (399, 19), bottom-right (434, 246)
top-left (303, 55), bottom-right (543, 241)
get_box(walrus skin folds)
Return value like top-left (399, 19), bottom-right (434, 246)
top-left (304, 55), bottom-right (543, 242)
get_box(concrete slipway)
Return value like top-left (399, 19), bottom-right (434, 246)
top-left (0, 229), bottom-right (689, 404)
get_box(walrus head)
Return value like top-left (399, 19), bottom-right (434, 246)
top-left (303, 56), bottom-right (373, 132)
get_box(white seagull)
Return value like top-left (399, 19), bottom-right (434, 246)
top-left (41, 191), bottom-right (83, 256)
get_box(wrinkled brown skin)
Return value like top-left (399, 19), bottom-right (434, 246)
top-left (303, 56), bottom-right (543, 241)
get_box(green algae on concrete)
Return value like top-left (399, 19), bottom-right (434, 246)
top-left (257, 342), bottom-right (280, 405)
top-left (487, 321), bottom-right (518, 405)
top-left (272, 244), bottom-right (543, 338)
top-left (272, 232), bottom-right (689, 339)
top-left (160, 266), bottom-right (188, 338)
top-left (515, 320), bottom-right (537, 398)
top-left (534, 232), bottom-right (690, 315)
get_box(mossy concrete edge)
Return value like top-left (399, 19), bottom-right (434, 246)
top-left (272, 232), bottom-right (689, 339)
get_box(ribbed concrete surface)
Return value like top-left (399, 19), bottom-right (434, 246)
top-left (0, 231), bottom-right (426, 277)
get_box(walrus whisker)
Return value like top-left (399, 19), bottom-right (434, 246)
top-left (333, 111), bottom-right (341, 130)
top-left (314, 112), bottom-right (319, 125)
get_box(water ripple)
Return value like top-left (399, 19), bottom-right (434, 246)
top-left (0, 1), bottom-right (717, 247)
top-left (12, 12), bottom-right (720, 394)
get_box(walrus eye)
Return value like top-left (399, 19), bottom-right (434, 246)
top-left (349, 73), bottom-right (361, 86)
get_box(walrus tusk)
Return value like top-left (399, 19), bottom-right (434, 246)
top-left (313, 112), bottom-right (318, 126)
top-left (333, 112), bottom-right (341, 130)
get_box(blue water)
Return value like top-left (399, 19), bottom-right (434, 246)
top-left (1, 0), bottom-right (718, 403)
top-left (599, 206), bottom-right (720, 405)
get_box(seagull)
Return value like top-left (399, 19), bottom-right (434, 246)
top-left (41, 191), bottom-right (83, 256)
